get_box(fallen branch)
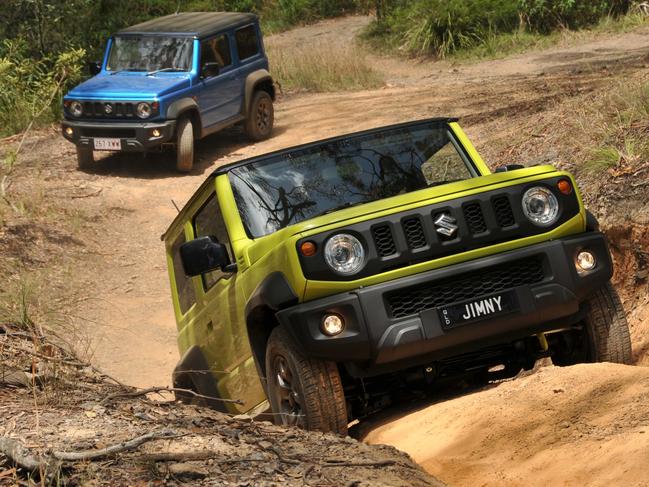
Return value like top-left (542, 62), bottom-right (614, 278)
top-left (322, 459), bottom-right (396, 468)
top-left (100, 386), bottom-right (244, 406)
top-left (140, 451), bottom-right (268, 465)
top-left (0, 437), bottom-right (50, 472)
top-left (52, 429), bottom-right (177, 461)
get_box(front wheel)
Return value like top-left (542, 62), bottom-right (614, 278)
top-left (176, 117), bottom-right (194, 173)
top-left (552, 282), bottom-right (632, 365)
top-left (265, 326), bottom-right (348, 435)
top-left (76, 146), bottom-right (94, 169)
top-left (245, 90), bottom-right (274, 141)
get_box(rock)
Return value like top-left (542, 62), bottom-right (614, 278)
top-left (167, 462), bottom-right (209, 479)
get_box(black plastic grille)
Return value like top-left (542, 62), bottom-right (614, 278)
top-left (80, 127), bottom-right (136, 138)
top-left (494, 196), bottom-right (516, 228)
top-left (82, 101), bottom-right (136, 119)
top-left (403, 217), bottom-right (427, 249)
top-left (386, 256), bottom-right (545, 319)
top-left (463, 202), bottom-right (487, 234)
top-left (372, 224), bottom-right (397, 257)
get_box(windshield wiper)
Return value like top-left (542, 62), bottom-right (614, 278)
top-left (147, 67), bottom-right (185, 76)
top-left (320, 200), bottom-right (368, 216)
top-left (110, 68), bottom-right (147, 75)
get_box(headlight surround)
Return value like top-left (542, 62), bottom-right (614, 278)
top-left (136, 102), bottom-right (152, 119)
top-left (69, 100), bottom-right (83, 117)
top-left (522, 186), bottom-right (559, 227)
top-left (324, 233), bottom-right (366, 276)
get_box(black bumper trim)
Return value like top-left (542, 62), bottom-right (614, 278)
top-left (61, 119), bottom-right (176, 151)
top-left (277, 232), bottom-right (612, 377)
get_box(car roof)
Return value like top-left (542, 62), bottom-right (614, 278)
top-left (161, 117), bottom-right (459, 241)
top-left (117, 12), bottom-right (258, 38)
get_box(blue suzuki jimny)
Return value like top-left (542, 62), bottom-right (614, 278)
top-left (61, 12), bottom-right (275, 172)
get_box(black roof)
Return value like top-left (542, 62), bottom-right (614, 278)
top-left (117, 12), bottom-right (257, 38)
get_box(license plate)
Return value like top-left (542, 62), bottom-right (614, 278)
top-left (93, 138), bottom-right (121, 151)
top-left (438, 290), bottom-right (518, 329)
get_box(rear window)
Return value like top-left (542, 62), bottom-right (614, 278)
top-left (235, 25), bottom-right (259, 60)
top-left (229, 122), bottom-right (476, 238)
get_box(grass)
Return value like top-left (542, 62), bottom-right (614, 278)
top-left (266, 40), bottom-right (383, 92)
top-left (362, 12), bottom-right (649, 62)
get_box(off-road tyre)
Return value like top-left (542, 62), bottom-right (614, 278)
top-left (265, 326), bottom-right (347, 435)
top-left (76, 146), bottom-right (94, 169)
top-left (553, 282), bottom-right (632, 366)
top-left (245, 90), bottom-right (274, 141)
top-left (585, 282), bottom-right (632, 364)
top-left (176, 117), bottom-right (194, 173)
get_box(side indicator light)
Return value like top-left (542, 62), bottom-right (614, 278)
top-left (300, 241), bottom-right (317, 257)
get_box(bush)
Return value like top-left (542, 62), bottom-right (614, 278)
top-left (0, 40), bottom-right (84, 136)
top-left (520, 0), bottom-right (631, 32)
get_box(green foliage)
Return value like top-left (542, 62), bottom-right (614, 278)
top-left (363, 0), bottom-right (635, 57)
top-left (0, 40), bottom-right (85, 136)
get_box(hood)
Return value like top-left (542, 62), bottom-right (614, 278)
top-left (66, 72), bottom-right (191, 99)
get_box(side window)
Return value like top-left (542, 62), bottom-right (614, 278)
top-left (200, 34), bottom-right (232, 71)
top-left (235, 25), bottom-right (259, 61)
top-left (171, 232), bottom-right (196, 314)
top-left (193, 194), bottom-right (233, 290)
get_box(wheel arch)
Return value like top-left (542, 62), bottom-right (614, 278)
top-left (244, 272), bottom-right (298, 385)
top-left (167, 98), bottom-right (202, 139)
top-left (243, 69), bottom-right (275, 117)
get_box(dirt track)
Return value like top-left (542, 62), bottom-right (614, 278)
top-left (7, 15), bottom-right (649, 486)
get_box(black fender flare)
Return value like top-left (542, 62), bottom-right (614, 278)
top-left (243, 69), bottom-right (275, 116)
top-left (166, 97), bottom-right (199, 120)
top-left (172, 345), bottom-right (228, 413)
top-left (586, 209), bottom-right (600, 232)
top-left (244, 272), bottom-right (298, 385)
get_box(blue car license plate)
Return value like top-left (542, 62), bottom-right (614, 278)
top-left (438, 290), bottom-right (518, 329)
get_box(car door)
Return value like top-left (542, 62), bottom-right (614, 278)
top-left (197, 32), bottom-right (240, 127)
top-left (231, 24), bottom-right (266, 110)
top-left (191, 191), bottom-right (257, 413)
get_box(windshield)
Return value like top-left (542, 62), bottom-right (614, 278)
top-left (106, 36), bottom-right (193, 72)
top-left (229, 122), bottom-right (477, 238)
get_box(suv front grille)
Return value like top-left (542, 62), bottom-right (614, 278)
top-left (386, 256), bottom-right (545, 319)
top-left (403, 217), bottom-right (426, 249)
top-left (372, 224), bottom-right (397, 257)
top-left (82, 101), bottom-right (137, 119)
top-left (80, 127), bottom-right (136, 138)
top-left (463, 202), bottom-right (487, 234)
top-left (493, 196), bottom-right (516, 228)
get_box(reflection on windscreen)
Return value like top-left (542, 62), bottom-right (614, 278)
top-left (230, 123), bottom-right (475, 238)
top-left (107, 36), bottom-right (193, 72)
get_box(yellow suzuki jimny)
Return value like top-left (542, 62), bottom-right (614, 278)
top-left (163, 118), bottom-right (631, 435)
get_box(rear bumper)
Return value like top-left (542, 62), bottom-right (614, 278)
top-left (277, 232), bottom-right (612, 377)
top-left (61, 119), bottom-right (176, 151)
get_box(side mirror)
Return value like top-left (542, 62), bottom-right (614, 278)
top-left (201, 61), bottom-right (220, 79)
top-left (88, 61), bottom-right (101, 76)
top-left (495, 164), bottom-right (525, 173)
top-left (180, 236), bottom-right (234, 276)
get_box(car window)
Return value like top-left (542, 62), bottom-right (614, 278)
top-left (171, 232), bottom-right (195, 314)
top-left (193, 193), bottom-right (233, 290)
top-left (200, 34), bottom-right (232, 71)
top-left (235, 25), bottom-right (259, 61)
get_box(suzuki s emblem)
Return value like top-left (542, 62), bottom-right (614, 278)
top-left (434, 213), bottom-right (458, 238)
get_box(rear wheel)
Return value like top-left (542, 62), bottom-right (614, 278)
top-left (176, 117), bottom-right (194, 173)
top-left (552, 282), bottom-right (632, 365)
top-left (76, 146), bottom-right (94, 169)
top-left (245, 90), bottom-right (274, 141)
top-left (265, 326), bottom-right (347, 435)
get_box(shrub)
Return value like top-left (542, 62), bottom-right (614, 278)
top-left (520, 0), bottom-right (631, 32)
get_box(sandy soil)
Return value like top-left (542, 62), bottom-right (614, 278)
top-left (3, 14), bottom-right (649, 487)
top-left (363, 363), bottom-right (649, 487)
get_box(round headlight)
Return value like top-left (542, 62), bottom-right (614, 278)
top-left (522, 186), bottom-right (559, 227)
top-left (69, 101), bottom-right (83, 117)
top-left (136, 102), bottom-right (152, 119)
top-left (324, 234), bottom-right (365, 276)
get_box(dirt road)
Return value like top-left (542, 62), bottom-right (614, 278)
top-left (10, 15), bottom-right (649, 486)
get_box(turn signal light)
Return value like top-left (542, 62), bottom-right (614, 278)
top-left (557, 179), bottom-right (572, 195)
top-left (300, 241), bottom-right (317, 257)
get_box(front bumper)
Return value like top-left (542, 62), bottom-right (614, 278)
top-left (277, 232), bottom-right (612, 377)
top-left (61, 119), bottom-right (176, 151)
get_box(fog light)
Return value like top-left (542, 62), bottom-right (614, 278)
top-left (321, 314), bottom-right (344, 336)
top-left (576, 250), bottom-right (596, 273)
top-left (65, 127), bottom-right (73, 136)
top-left (152, 129), bottom-right (161, 137)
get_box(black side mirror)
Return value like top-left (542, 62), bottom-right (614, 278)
top-left (180, 236), bottom-right (234, 276)
top-left (88, 61), bottom-right (101, 76)
top-left (495, 164), bottom-right (525, 173)
top-left (201, 61), bottom-right (220, 79)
